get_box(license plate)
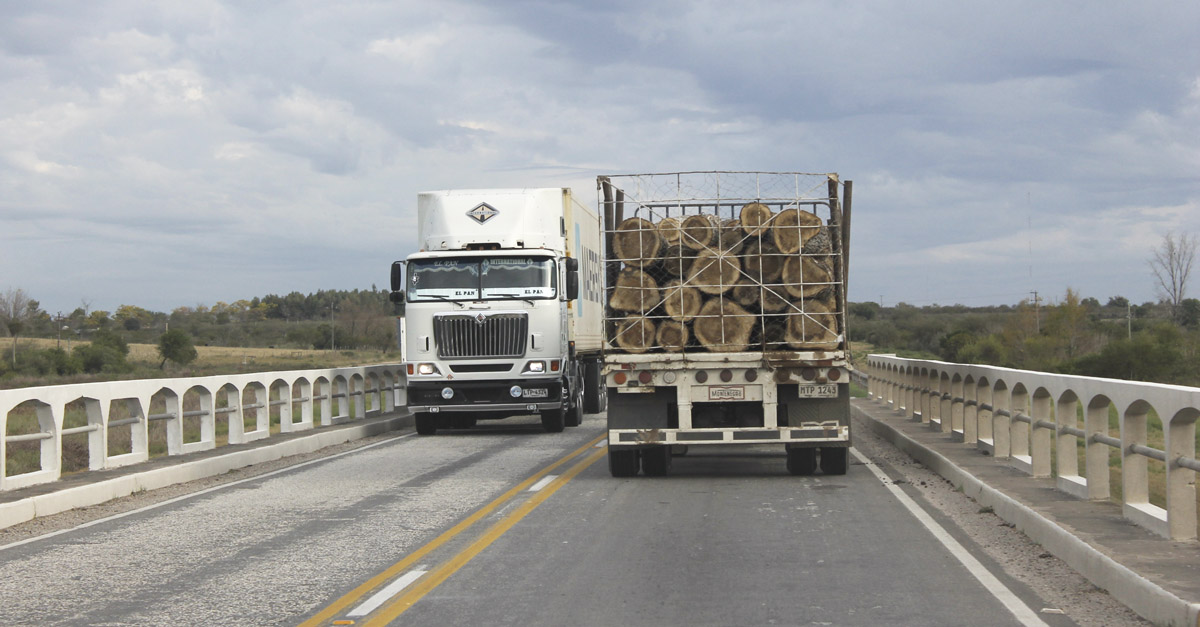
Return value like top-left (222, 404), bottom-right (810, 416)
top-left (708, 386), bottom-right (745, 401)
top-left (797, 384), bottom-right (838, 398)
top-left (523, 388), bottom-right (548, 398)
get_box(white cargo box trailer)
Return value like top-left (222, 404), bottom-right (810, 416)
top-left (390, 188), bottom-right (606, 434)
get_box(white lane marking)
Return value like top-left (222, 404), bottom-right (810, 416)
top-left (347, 567), bottom-right (429, 617)
top-left (850, 447), bottom-right (1050, 627)
top-left (0, 432), bottom-right (416, 553)
top-left (593, 440), bottom-right (606, 448)
top-left (528, 475), bottom-right (558, 492)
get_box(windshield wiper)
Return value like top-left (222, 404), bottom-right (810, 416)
top-left (488, 294), bottom-right (538, 305)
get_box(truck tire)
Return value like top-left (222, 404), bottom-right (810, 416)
top-left (541, 406), bottom-right (566, 433)
top-left (820, 447), bottom-right (848, 475)
top-left (583, 359), bottom-right (604, 414)
top-left (641, 446), bottom-right (671, 477)
top-left (414, 412), bottom-right (438, 436)
top-left (608, 449), bottom-right (639, 477)
top-left (565, 385), bottom-right (583, 427)
top-left (786, 447), bottom-right (816, 475)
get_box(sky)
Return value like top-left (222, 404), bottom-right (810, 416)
top-left (2, 1), bottom-right (1198, 316)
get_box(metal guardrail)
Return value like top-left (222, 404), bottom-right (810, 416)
top-left (863, 355), bottom-right (1199, 541)
top-left (1, 364), bottom-right (406, 492)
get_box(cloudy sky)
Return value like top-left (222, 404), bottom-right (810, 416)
top-left (2, 1), bottom-right (1198, 315)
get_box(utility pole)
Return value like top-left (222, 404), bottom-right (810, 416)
top-left (1127, 302), bottom-right (1132, 339)
top-left (1030, 291), bottom-right (1041, 333)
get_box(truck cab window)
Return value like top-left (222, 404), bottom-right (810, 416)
top-left (407, 257), bottom-right (556, 301)
top-left (481, 257), bottom-right (556, 299)
top-left (408, 260), bottom-right (480, 301)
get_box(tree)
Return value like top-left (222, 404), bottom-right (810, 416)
top-left (157, 329), bottom-right (198, 369)
top-left (1149, 231), bottom-right (1196, 324)
top-left (0, 287), bottom-right (35, 367)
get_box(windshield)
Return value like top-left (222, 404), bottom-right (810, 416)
top-left (408, 257), bottom-right (556, 302)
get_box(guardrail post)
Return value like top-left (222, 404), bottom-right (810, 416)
top-left (1031, 391), bottom-right (1052, 478)
top-left (1121, 402), bottom-right (1150, 513)
top-left (963, 376), bottom-right (978, 444)
top-left (1085, 397), bottom-right (1112, 501)
top-left (992, 383), bottom-right (1011, 460)
top-left (1166, 409), bottom-right (1198, 540)
top-left (224, 385), bottom-right (245, 445)
top-left (977, 379), bottom-right (994, 453)
top-left (938, 373), bottom-right (952, 435)
top-left (951, 375), bottom-right (964, 439)
top-left (275, 379), bottom-right (294, 433)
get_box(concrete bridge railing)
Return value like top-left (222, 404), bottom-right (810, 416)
top-left (1, 364), bottom-right (406, 492)
top-left (863, 354), bottom-right (1199, 541)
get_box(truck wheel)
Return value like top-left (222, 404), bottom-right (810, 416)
top-left (820, 447), bottom-right (849, 475)
top-left (565, 387), bottom-right (583, 427)
top-left (414, 412), bottom-right (438, 436)
top-left (641, 446), bottom-right (671, 477)
top-left (583, 359), bottom-right (603, 414)
top-left (786, 447), bottom-right (816, 475)
top-left (541, 406), bottom-right (566, 433)
top-left (608, 449), bottom-right (639, 477)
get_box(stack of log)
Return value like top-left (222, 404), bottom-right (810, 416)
top-left (607, 202), bottom-right (840, 354)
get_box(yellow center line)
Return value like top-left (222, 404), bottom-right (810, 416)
top-left (364, 446), bottom-right (609, 626)
top-left (298, 434), bottom-right (606, 627)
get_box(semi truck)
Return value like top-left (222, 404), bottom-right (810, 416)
top-left (598, 171), bottom-right (853, 476)
top-left (389, 188), bottom-right (606, 434)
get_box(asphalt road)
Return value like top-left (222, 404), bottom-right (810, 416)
top-left (0, 411), bottom-right (1103, 626)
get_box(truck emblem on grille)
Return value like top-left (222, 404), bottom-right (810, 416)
top-left (475, 313), bottom-right (487, 324)
top-left (466, 202), bottom-right (499, 224)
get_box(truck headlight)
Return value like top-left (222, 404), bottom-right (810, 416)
top-left (523, 360), bottom-right (545, 374)
top-left (417, 363), bottom-right (439, 375)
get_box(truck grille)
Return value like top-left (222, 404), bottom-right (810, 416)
top-left (434, 313), bottom-right (528, 358)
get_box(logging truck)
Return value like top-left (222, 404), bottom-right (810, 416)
top-left (598, 171), bottom-right (853, 477)
top-left (389, 188), bottom-right (606, 434)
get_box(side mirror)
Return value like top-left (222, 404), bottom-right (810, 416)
top-left (390, 261), bottom-right (405, 292)
top-left (565, 257), bottom-right (579, 301)
top-left (390, 261), bottom-right (406, 303)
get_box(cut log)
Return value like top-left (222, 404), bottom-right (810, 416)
top-left (801, 225), bottom-right (833, 255)
top-left (739, 239), bottom-right (784, 284)
top-left (717, 218), bottom-right (746, 254)
top-left (693, 298), bottom-right (755, 353)
top-left (614, 315), bottom-right (656, 353)
top-left (680, 214), bottom-right (717, 251)
top-left (759, 284), bottom-right (790, 313)
top-left (771, 208), bottom-right (823, 254)
top-left (660, 244), bottom-right (694, 278)
top-left (740, 202), bottom-right (773, 236)
top-left (782, 255), bottom-right (833, 299)
top-left (656, 319), bottom-right (689, 352)
top-left (613, 217), bottom-right (662, 267)
top-left (687, 249), bottom-right (742, 295)
top-left (731, 279), bottom-right (760, 309)
top-left (608, 268), bottom-right (660, 313)
top-left (785, 300), bottom-right (839, 350)
top-left (661, 278), bottom-right (703, 322)
top-left (657, 216), bottom-right (683, 247)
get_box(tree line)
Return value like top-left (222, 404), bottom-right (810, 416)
top-left (0, 287), bottom-right (398, 380)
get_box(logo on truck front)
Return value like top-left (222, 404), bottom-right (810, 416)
top-left (466, 202), bottom-right (499, 224)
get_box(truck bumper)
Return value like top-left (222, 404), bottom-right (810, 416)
top-left (608, 425), bottom-right (849, 447)
top-left (407, 379), bottom-right (563, 414)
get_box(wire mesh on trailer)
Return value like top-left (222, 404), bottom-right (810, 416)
top-left (598, 171), bottom-right (845, 356)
